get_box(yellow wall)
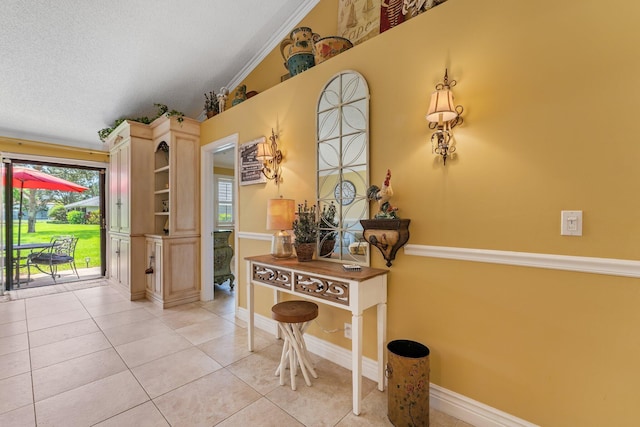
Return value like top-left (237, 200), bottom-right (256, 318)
top-left (234, 0), bottom-right (340, 97)
top-left (0, 137), bottom-right (109, 163)
top-left (201, 1), bottom-right (640, 425)
top-left (213, 166), bottom-right (233, 176)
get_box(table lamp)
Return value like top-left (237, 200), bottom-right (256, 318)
top-left (267, 198), bottom-right (295, 258)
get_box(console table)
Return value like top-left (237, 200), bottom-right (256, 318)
top-left (245, 255), bottom-right (388, 415)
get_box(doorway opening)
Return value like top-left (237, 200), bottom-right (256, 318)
top-left (201, 134), bottom-right (238, 305)
top-left (3, 159), bottom-right (106, 291)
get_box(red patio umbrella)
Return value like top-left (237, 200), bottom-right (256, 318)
top-left (8, 166), bottom-right (88, 245)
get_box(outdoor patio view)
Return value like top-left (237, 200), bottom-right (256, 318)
top-left (7, 164), bottom-right (102, 289)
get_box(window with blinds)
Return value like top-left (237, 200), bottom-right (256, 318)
top-left (215, 176), bottom-right (234, 227)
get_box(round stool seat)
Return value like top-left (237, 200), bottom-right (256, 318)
top-left (272, 300), bottom-right (318, 324)
top-left (271, 300), bottom-right (319, 390)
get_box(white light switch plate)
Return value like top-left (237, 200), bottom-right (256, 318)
top-left (561, 210), bottom-right (582, 236)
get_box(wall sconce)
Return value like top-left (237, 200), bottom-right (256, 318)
top-left (425, 69), bottom-right (464, 164)
top-left (360, 218), bottom-right (410, 267)
top-left (256, 129), bottom-right (283, 183)
top-left (266, 197), bottom-right (295, 258)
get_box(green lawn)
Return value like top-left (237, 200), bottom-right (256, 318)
top-left (11, 222), bottom-right (101, 270)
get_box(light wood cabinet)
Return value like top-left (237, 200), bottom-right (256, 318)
top-left (149, 116), bottom-right (200, 237)
top-left (145, 236), bottom-right (200, 308)
top-left (145, 238), bottom-right (163, 299)
top-left (107, 121), bottom-right (153, 299)
top-left (107, 121), bottom-right (153, 235)
top-left (107, 116), bottom-right (200, 305)
top-left (109, 235), bottom-right (130, 290)
top-left (144, 116), bottom-right (201, 307)
top-left (108, 141), bottom-right (129, 233)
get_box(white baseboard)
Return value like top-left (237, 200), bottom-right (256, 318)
top-left (237, 307), bottom-right (537, 427)
top-left (238, 307), bottom-right (379, 379)
top-left (430, 384), bottom-right (538, 427)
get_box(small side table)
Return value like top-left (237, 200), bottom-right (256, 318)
top-left (272, 300), bottom-right (319, 390)
top-left (213, 230), bottom-right (234, 289)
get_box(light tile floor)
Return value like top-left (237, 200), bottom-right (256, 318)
top-left (0, 280), bottom-right (472, 426)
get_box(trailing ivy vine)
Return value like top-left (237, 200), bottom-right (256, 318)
top-left (98, 103), bottom-right (184, 142)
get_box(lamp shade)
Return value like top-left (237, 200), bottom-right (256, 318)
top-left (426, 89), bottom-right (458, 123)
top-left (256, 141), bottom-right (272, 162)
top-left (267, 198), bottom-right (295, 230)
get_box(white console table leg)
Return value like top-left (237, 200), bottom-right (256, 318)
top-left (377, 302), bottom-right (387, 391)
top-left (352, 313), bottom-right (363, 415)
top-left (247, 281), bottom-right (254, 352)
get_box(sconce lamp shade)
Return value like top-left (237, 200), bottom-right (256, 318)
top-left (267, 198), bottom-right (295, 230)
top-left (256, 141), bottom-right (273, 162)
top-left (426, 89), bottom-right (458, 123)
top-left (267, 198), bottom-right (295, 258)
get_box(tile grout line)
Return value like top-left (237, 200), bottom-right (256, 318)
top-left (5, 282), bottom-right (368, 427)
top-left (23, 299), bottom-right (39, 426)
top-left (77, 285), bottom-right (174, 427)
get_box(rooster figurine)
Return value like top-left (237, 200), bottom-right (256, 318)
top-left (367, 169), bottom-right (399, 218)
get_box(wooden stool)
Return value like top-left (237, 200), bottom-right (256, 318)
top-left (271, 300), bottom-right (319, 390)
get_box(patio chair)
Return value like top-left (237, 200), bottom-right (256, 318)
top-left (27, 236), bottom-right (80, 283)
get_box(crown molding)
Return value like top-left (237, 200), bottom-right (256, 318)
top-left (226, 0), bottom-right (321, 90)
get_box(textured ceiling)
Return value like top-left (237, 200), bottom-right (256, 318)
top-left (0, 0), bottom-right (318, 152)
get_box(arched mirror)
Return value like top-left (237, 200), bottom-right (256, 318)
top-left (317, 71), bottom-right (369, 265)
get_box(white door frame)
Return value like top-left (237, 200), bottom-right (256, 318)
top-left (200, 134), bottom-right (239, 301)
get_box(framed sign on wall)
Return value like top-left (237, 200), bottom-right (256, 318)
top-left (239, 137), bottom-right (267, 185)
top-left (337, 0), bottom-right (380, 45)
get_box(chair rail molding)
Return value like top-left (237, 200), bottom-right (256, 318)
top-left (237, 231), bottom-right (272, 241)
top-left (404, 244), bottom-right (640, 278)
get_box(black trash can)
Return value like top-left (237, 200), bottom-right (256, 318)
top-left (386, 340), bottom-right (430, 427)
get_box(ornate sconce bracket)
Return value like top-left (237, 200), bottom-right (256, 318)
top-left (360, 218), bottom-right (410, 267)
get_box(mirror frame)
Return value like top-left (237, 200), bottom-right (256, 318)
top-left (316, 70), bottom-right (370, 266)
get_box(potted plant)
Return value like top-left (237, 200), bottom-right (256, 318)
top-left (98, 103), bottom-right (184, 143)
top-left (204, 91), bottom-right (219, 118)
top-left (292, 200), bottom-right (318, 261)
top-left (319, 202), bottom-right (338, 257)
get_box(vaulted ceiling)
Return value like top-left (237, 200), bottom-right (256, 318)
top-left (0, 0), bottom-right (318, 152)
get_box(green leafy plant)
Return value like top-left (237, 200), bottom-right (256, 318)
top-left (204, 91), bottom-right (219, 112)
top-left (86, 210), bottom-right (101, 225)
top-left (98, 103), bottom-right (185, 142)
top-left (66, 210), bottom-right (84, 224)
top-left (319, 202), bottom-right (338, 241)
top-left (48, 203), bottom-right (67, 222)
top-left (292, 200), bottom-right (318, 244)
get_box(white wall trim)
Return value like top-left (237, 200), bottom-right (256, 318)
top-left (404, 244), bottom-right (640, 278)
top-left (1, 152), bottom-right (108, 168)
top-left (236, 307), bottom-right (537, 427)
top-left (227, 231), bottom-right (640, 278)
top-left (237, 231), bottom-right (272, 242)
top-left (237, 307), bottom-right (379, 380)
top-left (226, 0), bottom-right (321, 90)
top-left (430, 384), bottom-right (539, 427)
